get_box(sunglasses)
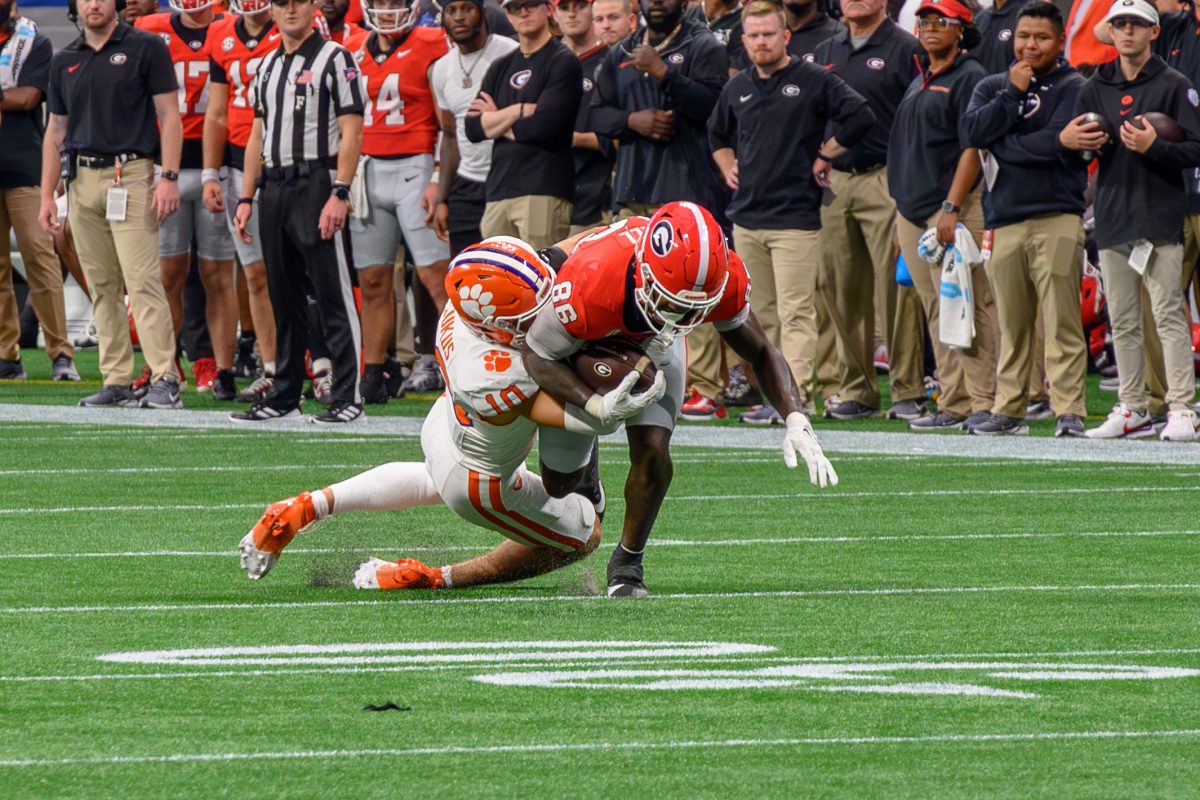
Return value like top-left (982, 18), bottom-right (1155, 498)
top-left (916, 16), bottom-right (963, 29)
top-left (1109, 16), bottom-right (1153, 29)
top-left (505, 1), bottom-right (546, 12)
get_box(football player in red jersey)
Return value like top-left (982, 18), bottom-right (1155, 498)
top-left (349, 0), bottom-right (450, 403)
top-left (137, 0), bottom-right (241, 400)
top-left (523, 202), bottom-right (839, 597)
top-left (318, 0), bottom-right (368, 45)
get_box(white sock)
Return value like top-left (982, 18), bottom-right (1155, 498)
top-left (264, 360), bottom-right (276, 375)
top-left (312, 357), bottom-right (332, 375)
top-left (310, 490), bottom-right (330, 520)
top-left (327, 462), bottom-right (441, 514)
top-left (441, 565), bottom-right (453, 588)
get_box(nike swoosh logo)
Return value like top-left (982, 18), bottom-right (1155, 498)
top-left (404, 175), bottom-right (417, 182)
top-left (67, 63), bottom-right (81, 73)
top-left (396, 49), bottom-right (410, 58)
top-left (1119, 109), bottom-right (1132, 116)
top-left (739, 93), bottom-right (751, 102)
top-left (269, 33), bottom-right (281, 41)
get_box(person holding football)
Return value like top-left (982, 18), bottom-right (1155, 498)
top-left (238, 237), bottom-right (666, 589)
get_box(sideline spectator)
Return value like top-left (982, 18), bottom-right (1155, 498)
top-left (815, 0), bottom-right (928, 421)
top-left (231, 0), bottom-right (365, 424)
top-left (431, 0), bottom-right (518, 254)
top-left (120, 0), bottom-right (159, 24)
top-left (593, 0), bottom-right (637, 44)
top-left (465, 0), bottom-right (581, 248)
top-left (889, 0), bottom-right (998, 432)
top-left (709, 0), bottom-right (874, 421)
top-left (560, 0), bottom-right (615, 234)
top-left (962, 1), bottom-right (1089, 437)
top-left (40, 0), bottom-right (183, 409)
top-left (350, 0), bottom-right (449, 404)
top-left (1061, 0), bottom-right (1200, 440)
top-left (975, 0), bottom-right (1036, 74)
top-left (137, 1), bottom-right (240, 400)
top-left (0, 3), bottom-right (78, 381)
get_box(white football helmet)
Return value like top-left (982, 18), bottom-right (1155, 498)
top-left (228, 0), bottom-right (272, 15)
top-left (363, 0), bottom-right (419, 35)
top-left (169, 0), bottom-right (218, 14)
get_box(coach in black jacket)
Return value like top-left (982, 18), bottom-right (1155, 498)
top-left (1060, 0), bottom-right (1200, 439)
top-left (962, 2), bottom-right (1088, 437)
top-left (709, 0), bottom-right (873, 417)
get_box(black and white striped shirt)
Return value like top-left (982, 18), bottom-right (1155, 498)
top-left (253, 32), bottom-right (364, 168)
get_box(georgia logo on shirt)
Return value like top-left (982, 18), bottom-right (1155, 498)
top-left (583, 77), bottom-right (593, 92)
top-left (866, 58), bottom-right (885, 70)
top-left (510, 69), bottom-right (532, 89)
top-left (1190, 88), bottom-right (1200, 108)
top-left (110, 53), bottom-right (127, 65)
top-left (999, 29), bottom-right (1012, 41)
top-left (782, 84), bottom-right (800, 97)
top-left (668, 52), bottom-right (685, 64)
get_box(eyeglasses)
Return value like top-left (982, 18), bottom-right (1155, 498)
top-left (505, 1), bottom-right (544, 13)
top-left (916, 16), bottom-right (963, 30)
top-left (1109, 16), bottom-right (1153, 30)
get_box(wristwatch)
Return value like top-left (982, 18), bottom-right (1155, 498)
top-left (331, 183), bottom-right (351, 202)
top-left (941, 200), bottom-right (960, 214)
top-left (161, 170), bottom-right (179, 182)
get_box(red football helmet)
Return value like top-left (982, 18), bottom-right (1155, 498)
top-left (169, 0), bottom-right (217, 14)
top-left (634, 202), bottom-right (729, 335)
top-left (363, 0), bottom-right (418, 35)
top-left (445, 237), bottom-right (554, 346)
top-left (229, 0), bottom-right (271, 15)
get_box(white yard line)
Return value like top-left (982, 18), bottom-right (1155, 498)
top-left (2, 729), bottom-right (1199, 768)
top-left (4, 583), bottom-right (1198, 615)
top-left (3, 528), bottom-right (1198, 560)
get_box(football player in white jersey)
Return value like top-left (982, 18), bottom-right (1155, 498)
top-left (238, 236), bottom-right (666, 589)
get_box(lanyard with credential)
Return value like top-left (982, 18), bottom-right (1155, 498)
top-left (106, 156), bottom-right (129, 223)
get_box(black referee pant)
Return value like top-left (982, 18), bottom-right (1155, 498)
top-left (259, 168), bottom-right (362, 410)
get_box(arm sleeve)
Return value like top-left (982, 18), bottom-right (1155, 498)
top-left (1146, 78), bottom-right (1200, 169)
top-left (210, 55), bottom-right (228, 85)
top-left (510, 49), bottom-right (582, 144)
top-left (537, 246), bottom-right (570, 272)
top-left (660, 36), bottom-right (727, 125)
top-left (961, 76), bottom-right (1019, 149)
top-left (823, 71), bottom-right (874, 149)
top-left (145, 38), bottom-right (179, 96)
top-left (586, 48), bottom-right (630, 139)
top-left (706, 85), bottom-right (735, 152)
top-left (329, 47), bottom-right (365, 115)
top-left (988, 77), bottom-right (1085, 164)
top-left (463, 59), bottom-right (499, 143)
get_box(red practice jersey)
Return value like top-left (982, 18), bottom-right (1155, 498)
top-left (353, 27), bottom-right (448, 158)
top-left (549, 218), bottom-right (752, 344)
top-left (136, 11), bottom-right (224, 141)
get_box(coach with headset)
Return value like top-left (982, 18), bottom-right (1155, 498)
top-left (38, 0), bottom-right (183, 410)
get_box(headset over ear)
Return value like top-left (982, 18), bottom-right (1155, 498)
top-left (67, 0), bottom-right (128, 25)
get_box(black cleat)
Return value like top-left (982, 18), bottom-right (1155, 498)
top-left (361, 364), bottom-right (389, 405)
top-left (606, 563), bottom-right (648, 598)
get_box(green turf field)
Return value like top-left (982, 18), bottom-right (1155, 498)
top-left (2, 352), bottom-right (1200, 798)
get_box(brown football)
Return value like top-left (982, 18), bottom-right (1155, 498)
top-left (1130, 112), bottom-right (1186, 142)
top-left (571, 337), bottom-right (658, 395)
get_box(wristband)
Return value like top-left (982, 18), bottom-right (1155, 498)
top-left (201, 168), bottom-right (220, 184)
top-left (815, 153), bottom-right (831, 163)
top-left (237, 196), bottom-right (254, 206)
top-left (584, 393), bottom-right (605, 420)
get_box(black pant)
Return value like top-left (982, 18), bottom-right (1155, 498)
top-left (259, 170), bottom-right (361, 409)
top-left (447, 174), bottom-right (486, 258)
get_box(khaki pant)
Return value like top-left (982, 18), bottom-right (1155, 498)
top-left (0, 186), bottom-right (71, 362)
top-left (617, 203), bottom-right (659, 220)
top-left (734, 225), bottom-right (820, 406)
top-left (1143, 213), bottom-right (1200, 413)
top-left (1099, 240), bottom-right (1195, 411)
top-left (813, 268), bottom-right (840, 401)
top-left (820, 168), bottom-right (924, 408)
top-left (569, 210), bottom-right (612, 237)
top-left (985, 214), bottom-right (1087, 418)
top-left (480, 195), bottom-right (572, 250)
top-left (68, 158), bottom-right (177, 385)
top-left (895, 190), bottom-right (998, 418)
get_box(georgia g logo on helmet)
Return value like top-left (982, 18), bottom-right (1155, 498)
top-left (649, 221), bottom-right (674, 258)
top-left (633, 202), bottom-right (730, 337)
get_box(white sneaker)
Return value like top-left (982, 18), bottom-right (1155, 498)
top-left (1085, 404), bottom-right (1155, 439)
top-left (1161, 409), bottom-right (1199, 441)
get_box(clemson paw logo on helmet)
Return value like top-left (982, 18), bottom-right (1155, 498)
top-left (483, 350), bottom-right (512, 373)
top-left (458, 284), bottom-right (496, 321)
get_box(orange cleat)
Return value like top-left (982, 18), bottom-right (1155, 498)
top-left (238, 492), bottom-right (318, 579)
top-left (352, 557), bottom-right (445, 590)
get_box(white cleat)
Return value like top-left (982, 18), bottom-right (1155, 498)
top-left (352, 557), bottom-right (388, 590)
top-left (239, 531), bottom-right (279, 580)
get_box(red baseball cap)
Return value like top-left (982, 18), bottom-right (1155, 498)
top-left (916, 0), bottom-right (974, 24)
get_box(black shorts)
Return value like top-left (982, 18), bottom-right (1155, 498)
top-left (447, 174), bottom-right (487, 258)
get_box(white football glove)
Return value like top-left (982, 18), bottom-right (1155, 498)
top-left (782, 411), bottom-right (838, 488)
top-left (584, 370), bottom-right (667, 426)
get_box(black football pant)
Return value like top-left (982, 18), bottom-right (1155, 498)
top-left (259, 171), bottom-right (361, 410)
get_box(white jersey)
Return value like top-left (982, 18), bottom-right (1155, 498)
top-left (434, 306), bottom-right (541, 476)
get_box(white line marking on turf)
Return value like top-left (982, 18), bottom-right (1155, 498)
top-left (6, 485), bottom-right (1199, 515)
top-left (5, 583), bottom-right (1198, 614)
top-left (3, 729), bottom-right (1200, 768)
top-left (5, 528), bottom-right (1198, 560)
top-left (0, 465), bottom-right (376, 477)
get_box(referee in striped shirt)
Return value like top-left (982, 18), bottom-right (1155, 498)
top-left (231, 0), bottom-right (366, 425)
